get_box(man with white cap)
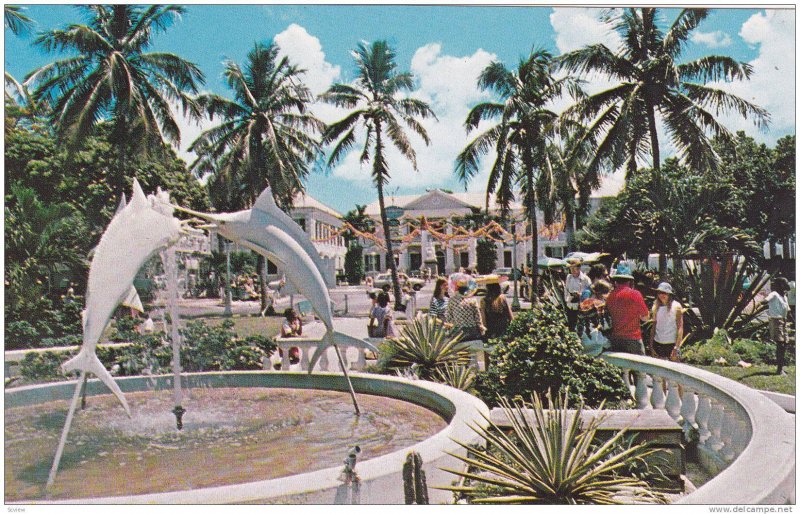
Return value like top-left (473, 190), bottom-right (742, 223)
top-left (564, 257), bottom-right (591, 331)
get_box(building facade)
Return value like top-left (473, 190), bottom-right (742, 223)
top-left (359, 189), bottom-right (611, 276)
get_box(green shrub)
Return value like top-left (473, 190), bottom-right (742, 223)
top-left (383, 317), bottom-right (471, 379)
top-left (41, 334), bottom-right (82, 348)
top-left (731, 338), bottom-right (774, 365)
top-left (6, 321), bottom-right (39, 349)
top-left (481, 303), bottom-right (629, 408)
top-left (19, 351), bottom-right (77, 383)
top-left (681, 329), bottom-right (740, 365)
top-left (111, 314), bottom-right (142, 342)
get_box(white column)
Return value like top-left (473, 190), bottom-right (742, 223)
top-left (445, 226), bottom-right (455, 273)
top-left (468, 237), bottom-right (477, 268)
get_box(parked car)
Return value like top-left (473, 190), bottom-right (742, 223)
top-left (492, 267), bottom-right (523, 280)
top-left (373, 272), bottom-right (425, 291)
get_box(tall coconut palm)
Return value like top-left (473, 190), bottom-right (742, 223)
top-left (557, 8), bottom-right (769, 176)
top-left (321, 40), bottom-right (437, 306)
top-left (456, 49), bottom-right (581, 301)
top-left (28, 5), bottom-right (204, 161)
top-left (4, 5), bottom-right (34, 36)
top-left (189, 42), bottom-right (324, 209)
top-left (189, 42), bottom-right (324, 311)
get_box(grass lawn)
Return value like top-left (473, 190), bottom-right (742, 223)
top-left (201, 315), bottom-right (284, 339)
top-left (696, 365), bottom-right (795, 395)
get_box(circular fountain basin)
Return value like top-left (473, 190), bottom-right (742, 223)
top-left (6, 371), bottom-right (489, 504)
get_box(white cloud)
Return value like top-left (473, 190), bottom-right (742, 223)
top-left (274, 23), bottom-right (341, 95)
top-left (711, 10), bottom-right (795, 143)
top-left (691, 30), bottom-right (733, 48)
top-left (550, 8), bottom-right (622, 55)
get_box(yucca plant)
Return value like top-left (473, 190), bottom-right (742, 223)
top-left (385, 317), bottom-right (471, 380)
top-left (438, 391), bottom-right (666, 505)
top-left (434, 363), bottom-right (477, 392)
top-left (681, 256), bottom-right (770, 342)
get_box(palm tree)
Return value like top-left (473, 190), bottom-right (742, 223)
top-left (4, 5), bottom-right (34, 36)
top-left (189, 42), bottom-right (324, 209)
top-left (557, 8), bottom-right (769, 176)
top-left (539, 125), bottom-right (599, 252)
top-left (28, 5), bottom-right (204, 161)
top-left (321, 40), bottom-right (437, 306)
top-left (456, 49), bottom-right (581, 301)
top-left (189, 42), bottom-right (324, 311)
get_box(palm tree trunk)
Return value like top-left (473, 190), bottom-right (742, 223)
top-left (647, 102), bottom-right (660, 171)
top-left (527, 167), bottom-right (539, 304)
top-left (373, 126), bottom-right (403, 308)
top-left (658, 253), bottom-right (668, 276)
top-left (376, 180), bottom-right (403, 308)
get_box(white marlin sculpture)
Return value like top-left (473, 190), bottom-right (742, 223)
top-left (175, 187), bottom-right (361, 413)
top-left (62, 180), bottom-right (184, 416)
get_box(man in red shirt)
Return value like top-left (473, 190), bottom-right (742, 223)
top-left (605, 263), bottom-right (649, 355)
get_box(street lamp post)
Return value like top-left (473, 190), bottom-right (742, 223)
top-left (224, 239), bottom-right (232, 317)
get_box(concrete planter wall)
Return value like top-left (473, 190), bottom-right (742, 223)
top-left (6, 371), bottom-right (489, 505)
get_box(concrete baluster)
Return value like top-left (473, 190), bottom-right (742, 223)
top-left (355, 347), bottom-right (367, 370)
top-left (634, 372), bottom-right (651, 409)
top-left (680, 389), bottom-right (698, 433)
top-left (299, 345), bottom-right (311, 371)
top-left (719, 410), bottom-right (738, 462)
top-left (706, 401), bottom-right (725, 452)
top-left (664, 381), bottom-right (682, 421)
top-left (650, 376), bottom-right (666, 409)
top-left (318, 346), bottom-right (330, 372)
top-left (729, 417), bottom-right (751, 459)
top-left (280, 344), bottom-right (290, 371)
top-left (695, 395), bottom-right (712, 443)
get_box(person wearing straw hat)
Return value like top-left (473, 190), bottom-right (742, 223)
top-left (564, 257), bottom-right (591, 331)
top-left (605, 262), bottom-right (649, 355)
top-left (648, 282), bottom-right (684, 361)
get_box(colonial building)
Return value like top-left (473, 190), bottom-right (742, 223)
top-left (359, 187), bottom-right (617, 276)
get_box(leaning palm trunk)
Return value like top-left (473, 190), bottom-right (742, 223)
top-left (527, 168), bottom-right (539, 304)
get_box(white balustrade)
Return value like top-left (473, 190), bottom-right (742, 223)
top-left (600, 352), bottom-right (794, 504)
top-left (266, 338), bottom-right (375, 373)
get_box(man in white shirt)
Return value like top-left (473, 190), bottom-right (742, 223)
top-left (765, 277), bottom-right (790, 375)
top-left (564, 258), bottom-right (591, 331)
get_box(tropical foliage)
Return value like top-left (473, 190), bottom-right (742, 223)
top-left (475, 304), bottom-right (629, 408)
top-left (28, 5), bottom-right (204, 155)
top-left (557, 8), bottom-right (768, 174)
top-left (439, 391), bottom-right (665, 504)
top-left (576, 159), bottom-right (760, 272)
top-left (382, 316), bottom-right (471, 379)
top-left (4, 5), bottom-right (34, 36)
top-left (679, 256), bottom-right (770, 342)
top-left (321, 40), bottom-right (436, 306)
top-left (456, 49), bottom-right (581, 298)
top-left (189, 42), bottom-right (324, 209)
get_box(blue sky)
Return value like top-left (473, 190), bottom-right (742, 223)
top-left (5, 4), bottom-right (795, 214)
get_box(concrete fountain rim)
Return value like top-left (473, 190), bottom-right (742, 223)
top-left (6, 370), bottom-right (490, 504)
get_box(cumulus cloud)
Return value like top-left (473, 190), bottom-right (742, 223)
top-left (274, 23), bottom-right (341, 95)
top-left (691, 30), bottom-right (733, 48)
top-left (550, 7), bottom-right (621, 55)
top-left (711, 9), bottom-right (795, 143)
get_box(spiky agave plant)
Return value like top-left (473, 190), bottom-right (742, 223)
top-left (434, 363), bottom-right (477, 392)
top-left (438, 390), bottom-right (666, 504)
top-left (386, 317), bottom-right (471, 379)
